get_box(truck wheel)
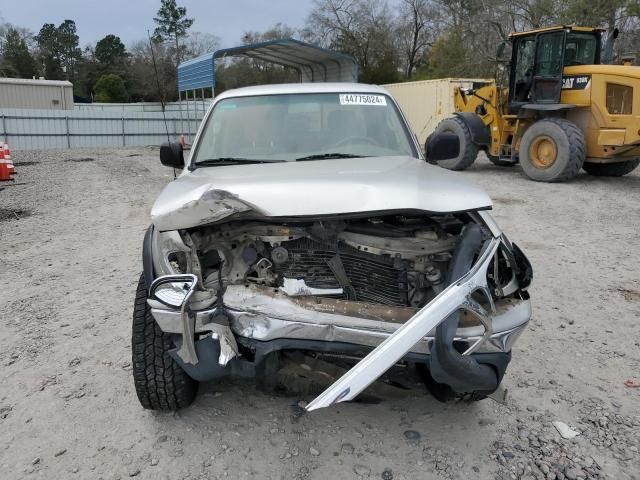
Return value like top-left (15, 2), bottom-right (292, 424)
top-left (429, 117), bottom-right (478, 170)
top-left (583, 159), bottom-right (640, 176)
top-left (519, 118), bottom-right (585, 182)
top-left (132, 273), bottom-right (198, 411)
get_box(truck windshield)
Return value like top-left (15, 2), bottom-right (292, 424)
top-left (192, 92), bottom-right (417, 164)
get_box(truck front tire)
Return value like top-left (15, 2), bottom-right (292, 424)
top-left (132, 273), bottom-right (198, 411)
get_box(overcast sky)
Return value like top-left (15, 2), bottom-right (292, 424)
top-left (0, 0), bottom-right (312, 47)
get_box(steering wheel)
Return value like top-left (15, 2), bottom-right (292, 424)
top-left (333, 135), bottom-right (379, 147)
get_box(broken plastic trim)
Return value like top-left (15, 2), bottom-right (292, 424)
top-left (149, 274), bottom-right (199, 365)
top-left (305, 236), bottom-right (501, 412)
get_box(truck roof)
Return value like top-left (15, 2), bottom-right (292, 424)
top-left (509, 25), bottom-right (605, 38)
top-left (214, 82), bottom-right (389, 101)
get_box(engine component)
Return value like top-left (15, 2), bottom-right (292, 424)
top-left (270, 246), bottom-right (289, 264)
top-left (242, 246), bottom-right (258, 264)
top-left (279, 278), bottom-right (344, 297)
top-left (191, 216), bottom-right (459, 309)
top-left (425, 265), bottom-right (444, 292)
top-left (274, 237), bottom-right (409, 306)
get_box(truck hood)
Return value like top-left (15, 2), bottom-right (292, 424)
top-left (151, 156), bottom-right (492, 231)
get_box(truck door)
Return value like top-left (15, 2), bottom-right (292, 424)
top-left (531, 32), bottom-right (566, 103)
top-left (508, 35), bottom-right (537, 112)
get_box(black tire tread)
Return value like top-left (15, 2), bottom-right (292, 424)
top-left (583, 158), bottom-right (640, 177)
top-left (430, 116), bottom-right (478, 171)
top-left (132, 273), bottom-right (198, 411)
top-left (520, 117), bottom-right (585, 182)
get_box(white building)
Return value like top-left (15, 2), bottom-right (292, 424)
top-left (0, 77), bottom-right (74, 110)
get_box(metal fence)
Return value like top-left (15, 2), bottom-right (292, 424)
top-left (74, 100), bottom-right (212, 113)
top-left (0, 108), bottom-right (206, 150)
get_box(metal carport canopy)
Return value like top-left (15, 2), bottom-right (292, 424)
top-left (177, 38), bottom-right (359, 93)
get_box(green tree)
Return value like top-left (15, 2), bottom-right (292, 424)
top-left (423, 29), bottom-right (467, 78)
top-left (127, 40), bottom-right (177, 102)
top-left (94, 73), bottom-right (128, 102)
top-left (35, 20), bottom-right (81, 81)
top-left (153, 0), bottom-right (194, 65)
top-left (95, 34), bottom-right (128, 69)
top-left (2, 28), bottom-right (37, 78)
top-left (57, 20), bottom-right (82, 82)
top-left (73, 35), bottom-right (129, 99)
top-left (35, 23), bottom-right (63, 79)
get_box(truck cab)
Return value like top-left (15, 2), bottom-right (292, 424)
top-left (508, 26), bottom-right (602, 111)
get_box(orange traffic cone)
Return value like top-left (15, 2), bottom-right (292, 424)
top-left (3, 143), bottom-right (14, 174)
top-left (0, 148), bottom-right (13, 181)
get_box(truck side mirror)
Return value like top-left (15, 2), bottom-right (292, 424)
top-left (160, 142), bottom-right (185, 169)
top-left (425, 132), bottom-right (460, 162)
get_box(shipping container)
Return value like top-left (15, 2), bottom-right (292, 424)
top-left (383, 78), bottom-right (493, 148)
top-left (0, 78), bottom-right (74, 110)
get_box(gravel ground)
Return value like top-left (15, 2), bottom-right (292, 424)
top-left (0, 148), bottom-right (639, 480)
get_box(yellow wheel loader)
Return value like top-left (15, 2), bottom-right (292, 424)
top-left (430, 26), bottom-right (640, 182)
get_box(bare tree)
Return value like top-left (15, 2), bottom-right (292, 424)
top-left (396, 0), bottom-right (437, 78)
top-left (306, 0), bottom-right (400, 83)
top-left (184, 32), bottom-right (221, 58)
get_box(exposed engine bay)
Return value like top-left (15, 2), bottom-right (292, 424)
top-left (146, 211), bottom-right (534, 420)
top-left (147, 210), bottom-right (531, 409)
top-left (173, 213), bottom-right (493, 312)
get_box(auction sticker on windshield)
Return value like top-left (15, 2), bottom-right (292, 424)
top-left (339, 94), bottom-right (387, 106)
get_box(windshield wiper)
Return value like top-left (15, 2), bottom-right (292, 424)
top-left (295, 153), bottom-right (370, 161)
top-left (195, 157), bottom-right (285, 167)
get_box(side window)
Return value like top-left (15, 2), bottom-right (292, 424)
top-left (512, 38), bottom-right (536, 103)
top-left (535, 33), bottom-right (564, 77)
top-left (606, 83), bottom-right (633, 114)
top-left (515, 38), bottom-right (536, 83)
top-left (564, 33), bottom-right (597, 66)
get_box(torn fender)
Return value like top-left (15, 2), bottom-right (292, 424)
top-left (305, 237), bottom-right (501, 412)
top-left (151, 186), bottom-right (257, 232)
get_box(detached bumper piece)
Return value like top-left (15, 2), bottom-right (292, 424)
top-left (306, 225), bottom-right (501, 411)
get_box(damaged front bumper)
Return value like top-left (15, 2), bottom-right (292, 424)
top-left (149, 284), bottom-right (530, 359)
top-left (147, 235), bottom-right (531, 410)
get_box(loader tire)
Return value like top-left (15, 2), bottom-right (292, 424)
top-left (132, 273), bottom-right (198, 411)
top-left (583, 158), bottom-right (640, 177)
top-left (519, 118), bottom-right (585, 182)
top-left (429, 117), bottom-right (478, 170)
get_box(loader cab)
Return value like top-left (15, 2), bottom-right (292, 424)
top-left (508, 26), bottom-right (601, 113)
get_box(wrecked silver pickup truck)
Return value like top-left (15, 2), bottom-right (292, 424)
top-left (132, 83), bottom-right (532, 412)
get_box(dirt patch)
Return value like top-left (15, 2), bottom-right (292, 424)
top-left (0, 207), bottom-right (32, 222)
top-left (492, 197), bottom-right (527, 205)
top-left (1, 147), bottom-right (639, 480)
top-left (65, 157), bottom-right (95, 163)
top-left (618, 288), bottom-right (640, 302)
top-left (12, 161), bottom-right (40, 166)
